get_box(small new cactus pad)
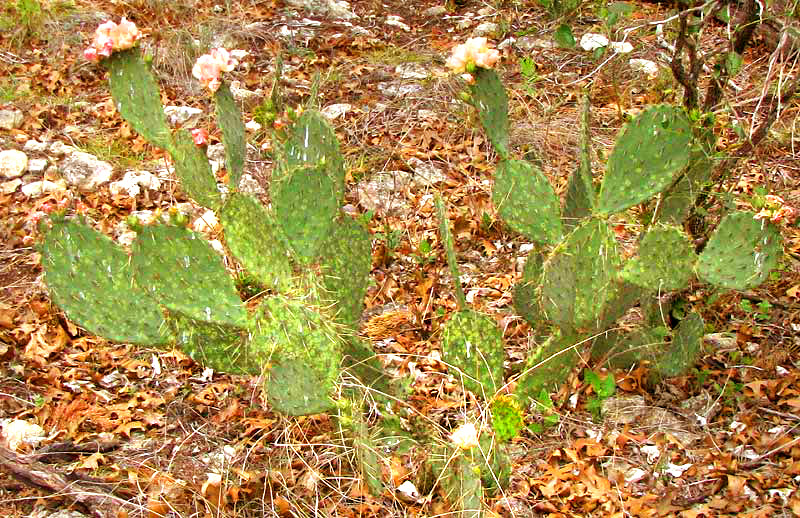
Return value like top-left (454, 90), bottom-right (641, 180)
top-left (214, 82), bottom-right (247, 189)
top-left (514, 330), bottom-right (579, 401)
top-left (131, 223), bottom-right (248, 328)
top-left (655, 312), bottom-right (704, 378)
top-left (220, 192), bottom-right (294, 292)
top-left (696, 211), bottom-right (782, 290)
top-left (320, 216), bottom-right (372, 329)
top-left (283, 110), bottom-right (346, 198)
top-left (442, 310), bottom-right (505, 397)
top-left (512, 250), bottom-right (545, 331)
top-left (438, 450), bottom-right (484, 518)
top-left (477, 434), bottom-right (511, 493)
top-left (271, 163), bottom-right (339, 262)
top-left (470, 67), bottom-right (510, 160)
top-left (341, 336), bottom-right (390, 397)
top-left (562, 95), bottom-right (595, 229)
top-left (169, 129), bottom-right (221, 209)
top-left (490, 396), bottom-right (524, 443)
top-left (166, 311), bottom-right (251, 373)
top-left (436, 195), bottom-right (467, 309)
top-left (621, 224), bottom-right (697, 291)
top-left (349, 402), bottom-right (383, 496)
top-left (540, 218), bottom-right (621, 332)
top-left (106, 49), bottom-right (171, 149)
top-left (493, 159), bottom-right (563, 245)
top-left (40, 219), bottom-right (168, 345)
top-left (597, 105), bottom-right (692, 215)
top-left (255, 295), bottom-right (341, 415)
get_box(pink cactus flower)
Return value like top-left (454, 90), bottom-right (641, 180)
top-left (192, 48), bottom-right (237, 93)
top-left (84, 18), bottom-right (140, 62)
top-left (191, 128), bottom-right (209, 146)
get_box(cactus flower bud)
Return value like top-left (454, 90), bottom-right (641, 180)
top-left (450, 421), bottom-right (480, 450)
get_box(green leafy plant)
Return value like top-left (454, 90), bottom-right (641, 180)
top-left (529, 389), bottom-right (560, 433)
top-left (584, 370), bottom-right (616, 419)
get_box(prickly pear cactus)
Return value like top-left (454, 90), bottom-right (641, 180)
top-left (131, 223), bottom-right (248, 328)
top-left (39, 218), bottom-right (168, 345)
top-left (654, 312), bottom-right (704, 378)
top-left (621, 224), bottom-right (697, 291)
top-left (493, 159), bottom-right (562, 245)
top-left (214, 82), bottom-right (247, 189)
top-left (470, 68), bottom-right (509, 160)
top-left (562, 94), bottom-right (595, 229)
top-left (169, 129), bottom-right (221, 209)
top-left (597, 105), bottom-right (692, 215)
top-left (512, 248), bottom-right (545, 331)
top-left (254, 295), bottom-right (342, 415)
top-left (219, 192), bottom-right (294, 292)
top-left (106, 49), bottom-right (171, 149)
top-left (442, 310), bottom-right (505, 397)
top-left (283, 110), bottom-right (346, 199)
top-left (515, 330), bottom-right (579, 400)
top-left (697, 211), bottom-right (782, 290)
top-left (490, 396), bottom-right (524, 443)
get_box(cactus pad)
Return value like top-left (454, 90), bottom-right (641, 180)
top-left (214, 82), bottom-right (247, 189)
top-left (284, 110), bottom-right (346, 199)
top-left (320, 216), bottom-right (372, 329)
top-left (493, 159), bottom-right (562, 245)
top-left (220, 193), bottom-right (294, 292)
top-left (254, 295), bottom-right (342, 415)
top-left (655, 312), bottom-right (704, 378)
top-left (656, 132), bottom-right (716, 225)
top-left (490, 396), bottom-right (524, 443)
top-left (436, 195), bottom-right (467, 309)
top-left (106, 49), bottom-right (171, 149)
top-left (597, 105), bottom-right (692, 215)
top-left (540, 218), bottom-right (621, 332)
top-left (166, 311), bottom-right (251, 373)
top-left (621, 224), bottom-right (697, 291)
top-left (131, 223), bottom-right (248, 328)
top-left (512, 250), bottom-right (545, 331)
top-left (271, 163), bottom-right (339, 262)
top-left (562, 95), bottom-right (595, 229)
top-left (40, 219), bottom-right (168, 345)
top-left (169, 129), bottom-right (221, 209)
top-left (696, 211), bottom-right (782, 290)
top-left (442, 309), bottom-right (505, 397)
top-left (514, 330), bottom-right (579, 403)
top-left (470, 67), bottom-right (510, 160)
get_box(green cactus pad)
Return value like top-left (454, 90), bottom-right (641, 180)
top-left (254, 295), bottom-right (342, 415)
top-left (514, 330), bottom-right (579, 403)
top-left (696, 211), bottom-right (782, 290)
top-left (436, 195), bottom-right (467, 309)
top-left (656, 132), bottom-right (716, 225)
top-left (591, 326), bottom-right (668, 369)
top-left (512, 249), bottom-right (545, 331)
top-left (621, 224), bottom-right (697, 291)
top-left (320, 216), bottom-right (372, 329)
top-left (350, 403), bottom-right (383, 496)
top-left (40, 220), bottom-right (168, 345)
top-left (493, 159), bottom-right (562, 245)
top-left (490, 396), bottom-right (524, 443)
top-left (169, 129), bottom-right (221, 209)
top-left (477, 434), bottom-right (511, 493)
top-left (656, 312), bottom-right (704, 378)
top-left (166, 311), bottom-right (252, 373)
top-left (470, 67), bottom-right (509, 160)
top-left (439, 451), bottom-right (484, 518)
top-left (131, 224), bottom-right (248, 328)
top-left (284, 110), bottom-right (346, 199)
top-left (214, 82), bottom-right (247, 189)
top-left (562, 95), bottom-right (595, 229)
top-left (271, 163), bottom-right (339, 262)
top-left (220, 192), bottom-right (294, 292)
top-left (105, 49), bottom-right (171, 149)
top-left (442, 309), bottom-right (505, 397)
top-left (540, 218), bottom-right (621, 332)
top-left (341, 336), bottom-right (390, 398)
top-left (597, 105), bottom-right (692, 215)
top-left (595, 279), bottom-right (643, 331)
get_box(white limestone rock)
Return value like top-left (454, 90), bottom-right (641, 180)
top-left (0, 149), bottom-right (28, 179)
top-left (59, 151), bottom-right (113, 191)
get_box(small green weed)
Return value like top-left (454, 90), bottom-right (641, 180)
top-left (585, 370), bottom-right (615, 419)
top-left (739, 298), bottom-right (772, 321)
top-left (413, 238), bottom-right (435, 265)
top-left (529, 389), bottom-right (559, 433)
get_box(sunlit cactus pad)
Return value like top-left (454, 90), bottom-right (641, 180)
top-left (131, 223), bottom-right (248, 328)
top-left (696, 211), bottom-right (782, 290)
top-left (284, 110), bottom-right (346, 198)
top-left (214, 82), bottom-right (247, 188)
top-left (597, 105), bottom-right (692, 215)
top-left (169, 129), bottom-right (221, 209)
top-left (442, 309), bottom-right (505, 397)
top-left (470, 67), bottom-right (510, 159)
top-left (493, 159), bottom-right (562, 245)
top-left (515, 330), bottom-right (579, 400)
top-left (40, 219), bottom-right (168, 345)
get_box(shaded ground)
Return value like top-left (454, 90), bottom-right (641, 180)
top-left (1, 0), bottom-right (800, 517)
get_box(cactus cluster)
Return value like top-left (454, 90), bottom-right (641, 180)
top-left (39, 46), bottom-right (377, 416)
top-left (457, 67), bottom-right (783, 399)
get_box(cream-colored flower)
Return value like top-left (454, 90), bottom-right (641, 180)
top-left (446, 37), bottom-right (500, 74)
top-left (109, 18), bottom-right (141, 50)
top-left (450, 421), bottom-right (479, 450)
top-left (192, 48), bottom-right (236, 92)
top-left (84, 18), bottom-right (140, 62)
